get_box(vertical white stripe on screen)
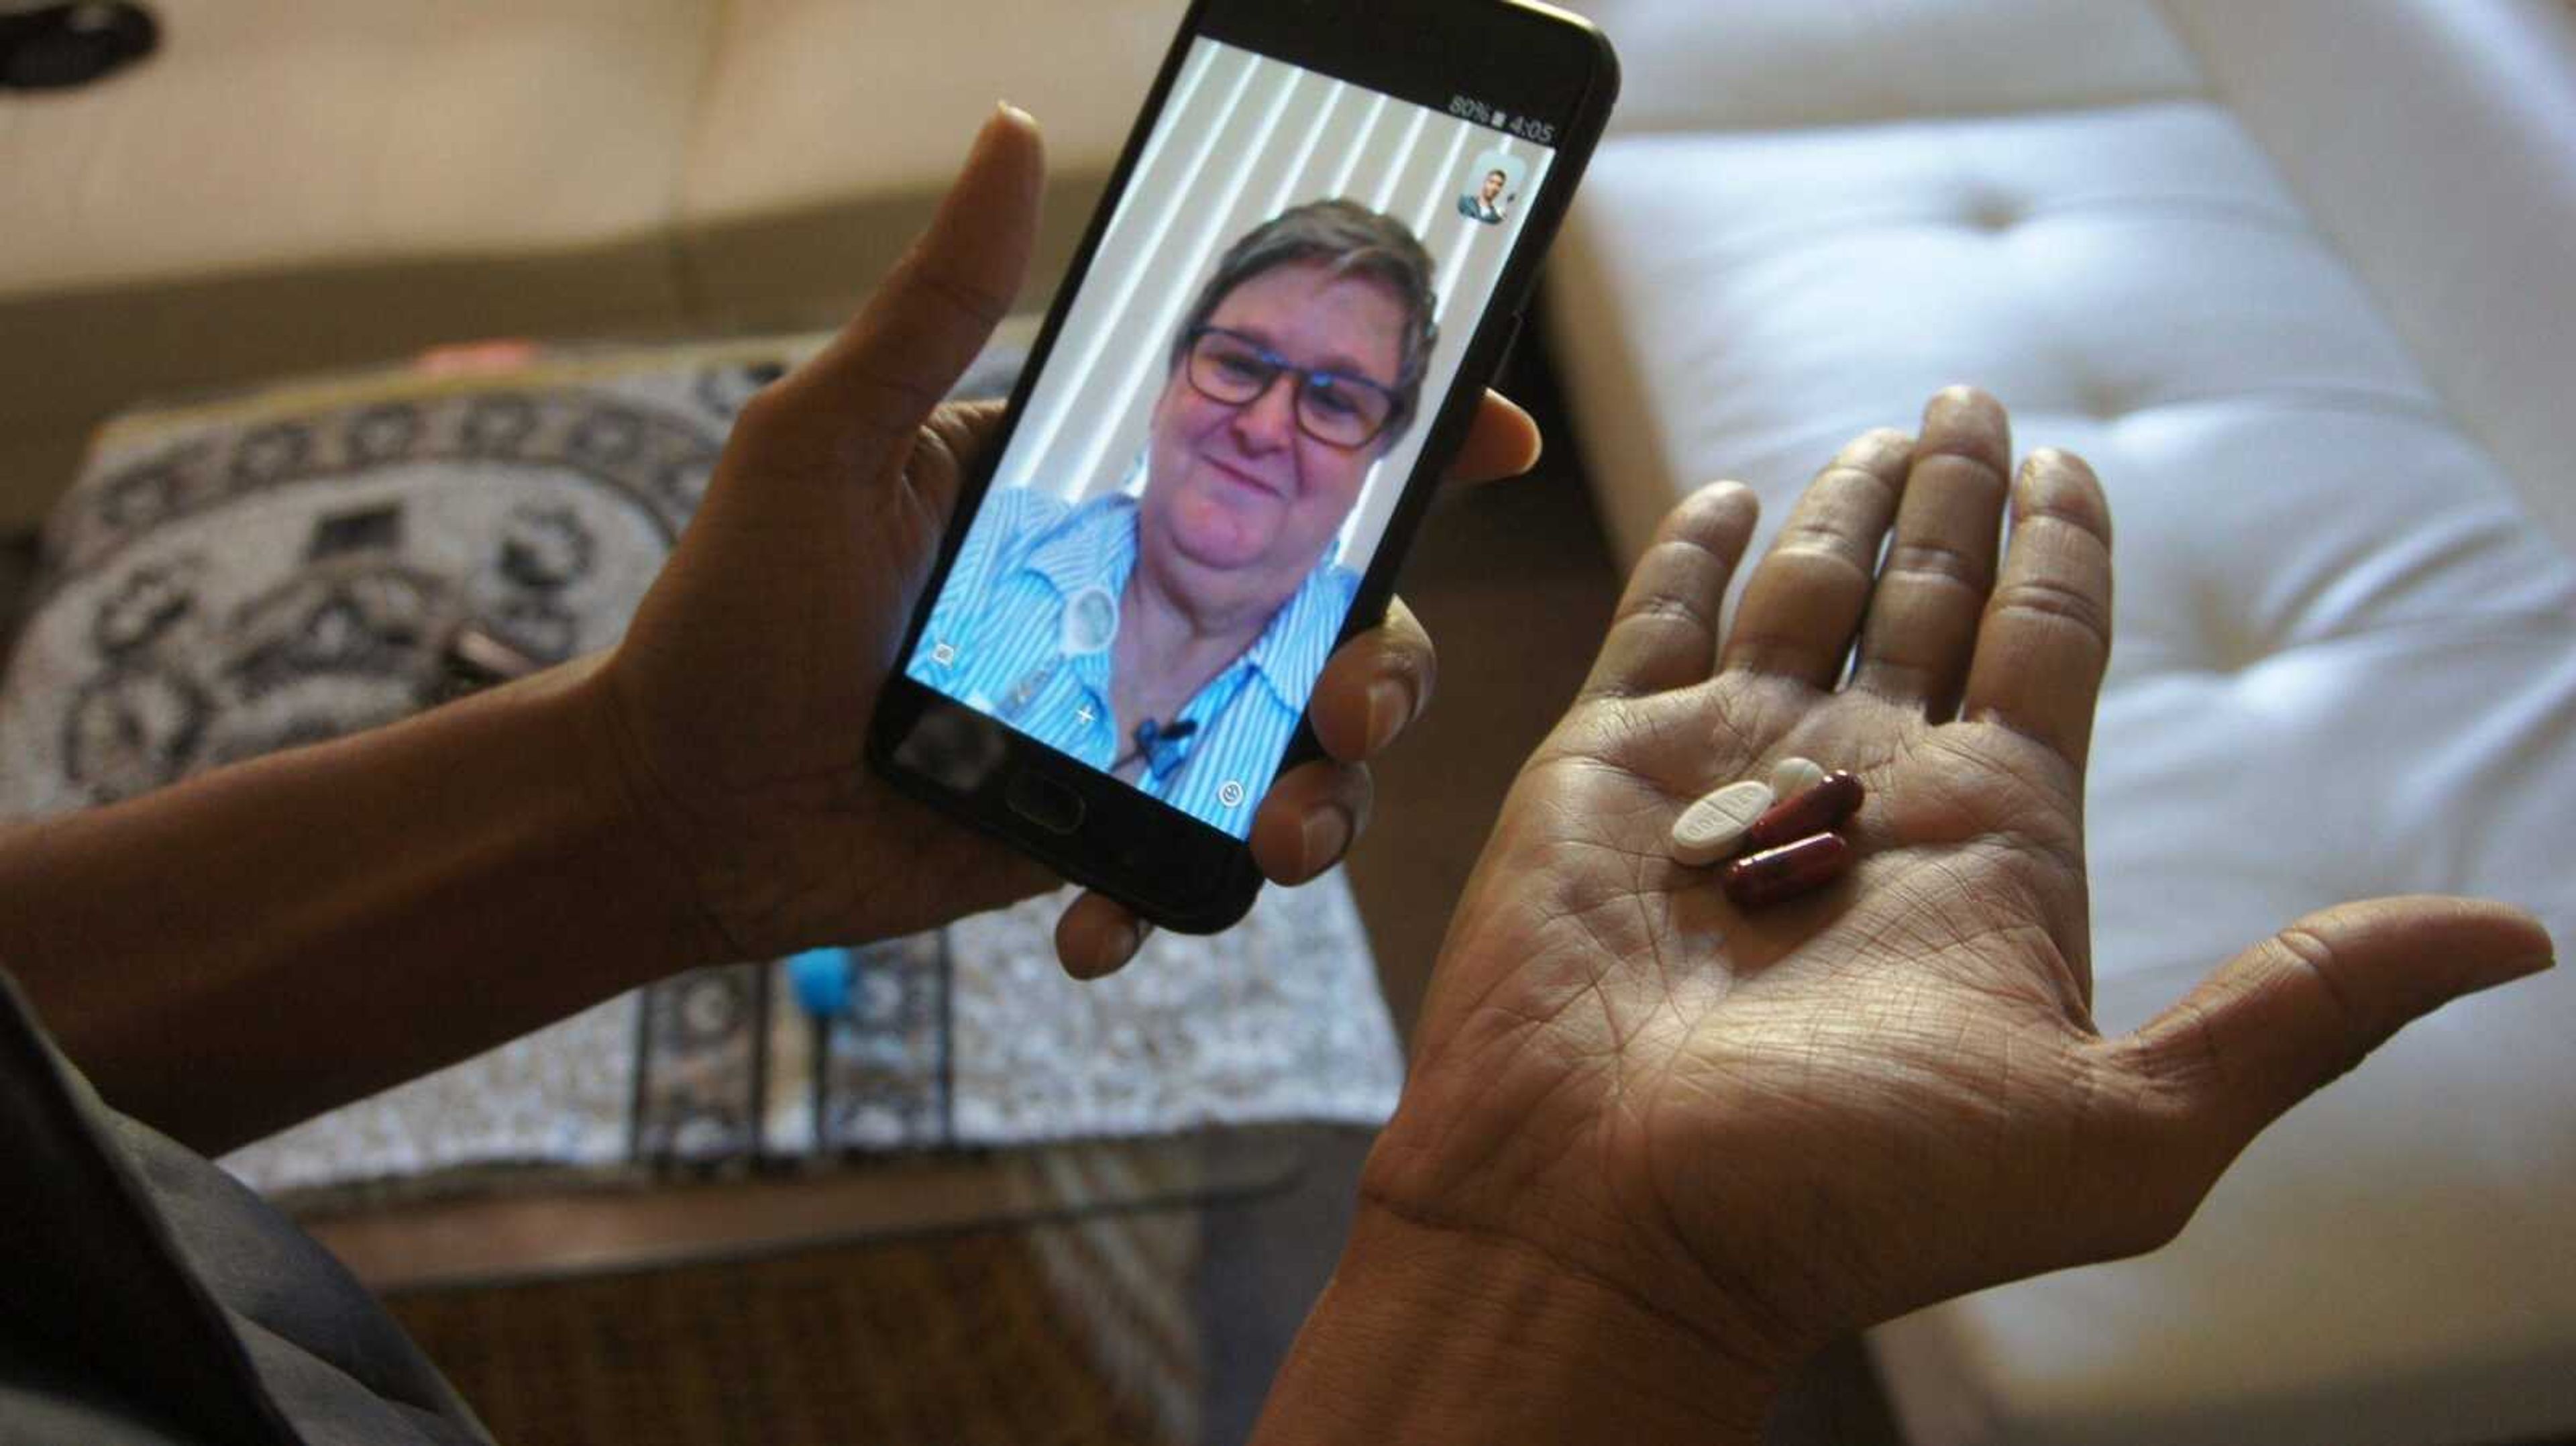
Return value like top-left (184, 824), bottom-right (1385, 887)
top-left (1366, 105), bottom-right (1430, 215)
top-left (1325, 92), bottom-right (1389, 197)
top-left (1412, 122), bottom-right (1474, 240)
top-left (1007, 42), bottom-right (1250, 496)
top-left (1340, 457), bottom-right (1392, 564)
top-left (1322, 92), bottom-right (1403, 555)
top-left (1265, 74), bottom-right (1342, 217)
top-left (1065, 56), bottom-right (1303, 508)
top-left (1293, 84), bottom-right (1373, 204)
top-left (1123, 39), bottom-right (1221, 227)
top-left (1335, 115), bottom-right (1472, 564)
top-left (1332, 119), bottom-right (1479, 560)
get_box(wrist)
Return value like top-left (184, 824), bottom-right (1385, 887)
top-left (1252, 1200), bottom-right (1783, 1446)
top-left (557, 653), bottom-right (731, 973)
top-left (0, 648), bottom-right (729, 1149)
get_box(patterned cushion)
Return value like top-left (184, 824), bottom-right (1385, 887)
top-left (0, 335), bottom-right (1404, 1219)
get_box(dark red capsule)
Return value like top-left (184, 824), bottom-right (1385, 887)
top-left (1742, 770), bottom-right (1864, 852)
top-left (1719, 831), bottom-right (1852, 908)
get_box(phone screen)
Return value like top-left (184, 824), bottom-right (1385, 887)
top-left (902, 34), bottom-right (1560, 839)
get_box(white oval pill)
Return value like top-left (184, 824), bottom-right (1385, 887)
top-left (1670, 779), bottom-right (1776, 866)
top-left (1770, 756), bottom-right (1827, 798)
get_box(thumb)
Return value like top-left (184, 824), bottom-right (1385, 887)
top-left (2123, 895), bottom-right (2552, 1176)
top-left (747, 105), bottom-right (1045, 471)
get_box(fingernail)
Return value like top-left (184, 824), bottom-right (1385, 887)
top-left (1300, 806), bottom-right (1354, 878)
top-left (1114, 918), bottom-right (1154, 966)
top-left (1836, 428), bottom-right (1913, 470)
top-left (1365, 680), bottom-right (1410, 754)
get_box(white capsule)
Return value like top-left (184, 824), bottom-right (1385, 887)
top-left (1769, 756), bottom-right (1827, 799)
top-left (1670, 778), bottom-right (1776, 866)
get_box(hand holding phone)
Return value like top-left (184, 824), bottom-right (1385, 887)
top-left (872, 0), bottom-right (1618, 932)
top-left (595, 107), bottom-right (1541, 978)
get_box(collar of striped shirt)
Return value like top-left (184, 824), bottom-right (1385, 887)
top-left (1020, 491), bottom-right (1359, 715)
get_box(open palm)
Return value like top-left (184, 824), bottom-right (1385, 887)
top-left (1362, 389), bottom-right (2551, 1371)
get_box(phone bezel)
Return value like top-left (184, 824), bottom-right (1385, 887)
top-left (867, 0), bottom-right (1620, 933)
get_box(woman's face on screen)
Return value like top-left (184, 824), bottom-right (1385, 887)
top-left (1138, 261), bottom-right (1406, 609)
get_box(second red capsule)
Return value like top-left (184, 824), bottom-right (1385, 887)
top-left (1719, 831), bottom-right (1853, 908)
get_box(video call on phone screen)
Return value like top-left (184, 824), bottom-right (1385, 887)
top-left (904, 37), bottom-right (1556, 839)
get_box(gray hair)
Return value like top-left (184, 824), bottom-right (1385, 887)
top-left (1168, 199), bottom-right (1439, 446)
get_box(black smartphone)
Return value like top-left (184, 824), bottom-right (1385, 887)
top-left (869, 0), bottom-right (1618, 932)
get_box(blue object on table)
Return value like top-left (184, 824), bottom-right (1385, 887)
top-left (788, 946), bottom-right (855, 1019)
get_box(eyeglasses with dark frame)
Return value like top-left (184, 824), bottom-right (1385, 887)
top-left (1182, 325), bottom-right (1405, 450)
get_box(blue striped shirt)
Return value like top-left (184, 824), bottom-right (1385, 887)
top-left (905, 486), bottom-right (1360, 838)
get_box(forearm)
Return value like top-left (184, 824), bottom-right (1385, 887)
top-left (1252, 1202), bottom-right (1780, 1446)
top-left (0, 654), bottom-right (715, 1153)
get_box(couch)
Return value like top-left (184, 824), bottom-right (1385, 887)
top-left (1545, 1), bottom-right (2576, 1443)
top-left (0, 0), bottom-right (1187, 529)
top-left (13, 1), bottom-right (2573, 1440)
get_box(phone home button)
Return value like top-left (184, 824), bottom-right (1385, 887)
top-left (1004, 770), bottom-right (1085, 835)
